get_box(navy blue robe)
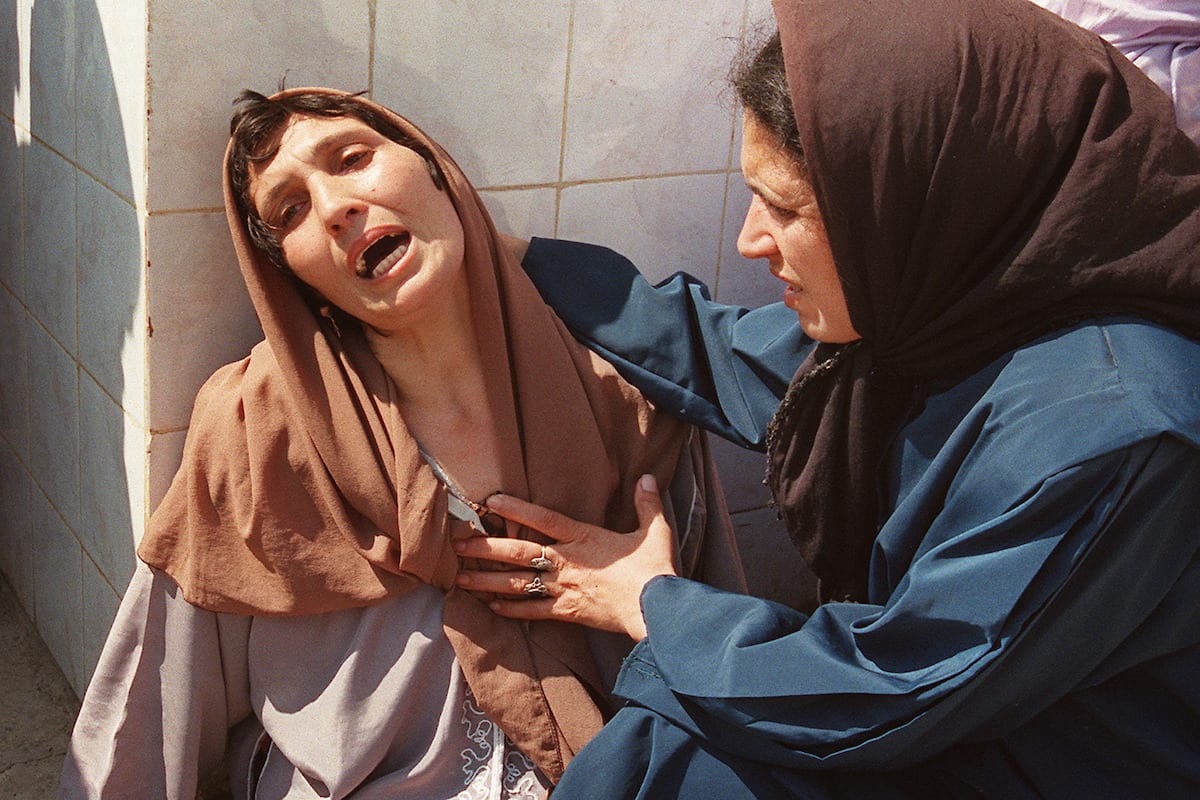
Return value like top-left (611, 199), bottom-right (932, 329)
top-left (524, 239), bottom-right (1200, 798)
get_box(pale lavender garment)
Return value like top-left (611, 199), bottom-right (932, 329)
top-left (59, 431), bottom-right (743, 799)
top-left (1033, 0), bottom-right (1200, 144)
top-left (59, 565), bottom-right (550, 800)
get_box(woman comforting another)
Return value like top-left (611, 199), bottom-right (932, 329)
top-left (461, 0), bottom-right (1200, 796)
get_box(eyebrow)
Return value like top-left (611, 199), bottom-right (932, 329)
top-left (744, 175), bottom-right (783, 205)
top-left (745, 168), bottom-right (814, 210)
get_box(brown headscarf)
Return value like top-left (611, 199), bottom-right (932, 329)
top-left (138, 89), bottom-right (699, 781)
top-left (765, 0), bottom-right (1200, 602)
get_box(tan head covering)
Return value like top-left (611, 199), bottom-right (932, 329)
top-left (138, 88), bottom-right (696, 781)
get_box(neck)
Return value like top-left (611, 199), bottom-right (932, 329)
top-left (364, 291), bottom-right (501, 482)
top-left (361, 273), bottom-right (505, 496)
top-left (367, 308), bottom-right (486, 411)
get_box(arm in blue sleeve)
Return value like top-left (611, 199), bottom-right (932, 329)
top-left (614, 435), bottom-right (1200, 770)
top-left (522, 237), bottom-right (813, 449)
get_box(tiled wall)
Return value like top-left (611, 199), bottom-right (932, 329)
top-left (0, 0), bottom-right (146, 695)
top-left (1, 0), bottom-right (813, 696)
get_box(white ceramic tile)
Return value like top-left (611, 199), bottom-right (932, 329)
top-left (31, 486), bottom-right (84, 694)
top-left (709, 434), bottom-right (772, 514)
top-left (78, 375), bottom-right (142, 593)
top-left (76, 0), bottom-right (146, 206)
top-left (730, 505), bottom-right (817, 610)
top-left (26, 319), bottom-right (80, 531)
top-left (0, 128), bottom-right (25, 301)
top-left (713, 175), bottom-right (780, 307)
top-left (564, 0), bottom-right (742, 181)
top-left (77, 172), bottom-right (147, 423)
top-left (146, 0), bottom-right (372, 212)
top-left (374, 1), bottom-right (570, 189)
top-left (6, 2), bottom-right (32, 132)
top-left (148, 429), bottom-right (186, 515)
top-left (23, 142), bottom-right (77, 349)
top-left (478, 189), bottom-right (559, 242)
top-left (28, 0), bottom-right (75, 159)
top-left (0, 289), bottom-right (29, 457)
top-left (146, 211), bottom-right (261, 430)
top-left (0, 6), bottom-right (20, 119)
top-left (0, 441), bottom-right (35, 609)
top-left (81, 552), bottom-right (122, 691)
top-left (557, 173), bottom-right (728, 287)
top-left (745, 0), bottom-right (776, 34)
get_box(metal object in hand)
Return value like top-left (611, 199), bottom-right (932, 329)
top-left (523, 574), bottom-right (550, 598)
top-left (530, 546), bottom-right (554, 572)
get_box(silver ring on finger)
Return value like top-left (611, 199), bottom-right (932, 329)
top-left (529, 545), bottom-right (554, 572)
top-left (522, 574), bottom-right (550, 598)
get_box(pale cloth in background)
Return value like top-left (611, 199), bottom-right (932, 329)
top-left (1034, 0), bottom-right (1200, 143)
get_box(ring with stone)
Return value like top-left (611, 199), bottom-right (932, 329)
top-left (530, 545), bottom-right (554, 572)
top-left (522, 574), bottom-right (550, 598)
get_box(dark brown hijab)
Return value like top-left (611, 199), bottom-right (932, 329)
top-left (766, 0), bottom-right (1200, 602)
top-left (137, 89), bottom-right (701, 781)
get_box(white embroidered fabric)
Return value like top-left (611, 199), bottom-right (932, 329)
top-left (453, 689), bottom-right (548, 800)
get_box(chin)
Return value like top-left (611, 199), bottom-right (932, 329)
top-left (800, 325), bottom-right (846, 345)
top-left (818, 331), bottom-right (864, 345)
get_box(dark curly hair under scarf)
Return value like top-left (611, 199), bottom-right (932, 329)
top-left (766, 0), bottom-right (1200, 603)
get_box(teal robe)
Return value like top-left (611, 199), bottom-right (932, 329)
top-left (524, 238), bottom-right (1200, 799)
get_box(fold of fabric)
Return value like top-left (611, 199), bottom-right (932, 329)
top-left (766, 0), bottom-right (1200, 602)
top-left (138, 88), bottom-right (706, 782)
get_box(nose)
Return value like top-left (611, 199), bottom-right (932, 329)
top-left (737, 196), bottom-right (777, 261)
top-left (309, 175), bottom-right (364, 234)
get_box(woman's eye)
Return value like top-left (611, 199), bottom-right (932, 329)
top-left (753, 192), bottom-right (798, 221)
top-left (341, 149), bottom-right (370, 171)
top-left (272, 201), bottom-right (304, 231)
top-left (767, 200), bottom-right (797, 220)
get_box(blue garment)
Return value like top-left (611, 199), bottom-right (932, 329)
top-left (523, 238), bottom-right (1200, 798)
top-left (522, 239), bottom-right (811, 450)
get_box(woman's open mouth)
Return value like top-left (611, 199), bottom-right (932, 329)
top-left (356, 232), bottom-right (412, 279)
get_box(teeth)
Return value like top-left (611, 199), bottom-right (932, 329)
top-left (360, 242), bottom-right (407, 278)
top-left (356, 234), bottom-right (410, 279)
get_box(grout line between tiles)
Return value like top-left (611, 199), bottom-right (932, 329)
top-left (367, 0), bottom-right (377, 96)
top-left (714, 0), bottom-right (756, 300)
top-left (554, 1), bottom-right (577, 237)
top-left (146, 206), bottom-right (225, 217)
top-left (481, 168), bottom-right (738, 195)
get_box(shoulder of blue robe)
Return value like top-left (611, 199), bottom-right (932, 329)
top-left (521, 237), bottom-right (814, 449)
top-left (558, 319), bottom-right (1200, 795)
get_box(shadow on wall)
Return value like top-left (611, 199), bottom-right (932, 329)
top-left (70, 0), bottom-right (142, 591)
top-left (0, 0), bottom-right (29, 594)
top-left (1, 0), bottom-right (139, 688)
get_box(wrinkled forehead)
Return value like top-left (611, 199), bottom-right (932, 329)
top-left (246, 114), bottom-right (406, 212)
top-left (251, 114), bottom-right (379, 172)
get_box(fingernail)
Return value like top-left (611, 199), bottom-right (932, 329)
top-left (453, 540), bottom-right (466, 553)
top-left (639, 474), bottom-right (657, 492)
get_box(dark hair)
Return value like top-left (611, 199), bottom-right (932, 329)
top-left (730, 30), bottom-right (805, 171)
top-left (228, 89), bottom-right (446, 272)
